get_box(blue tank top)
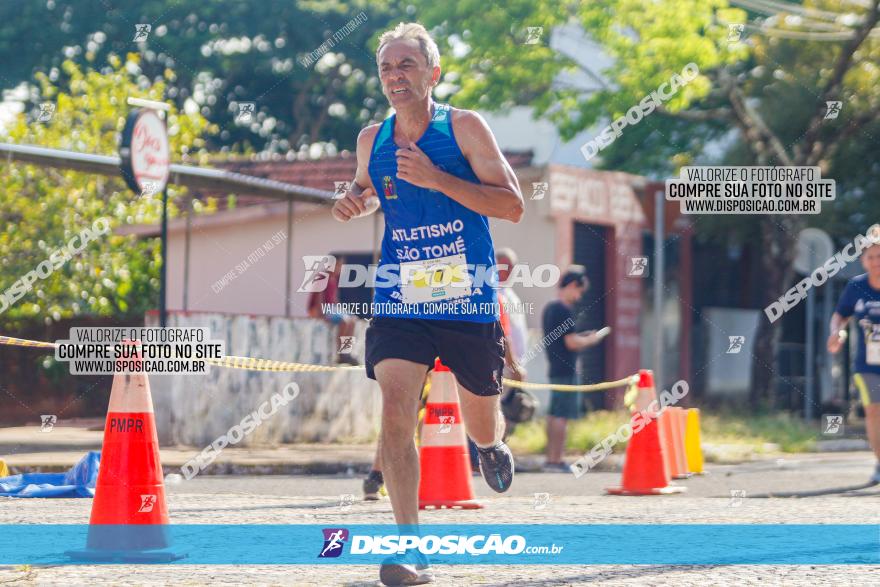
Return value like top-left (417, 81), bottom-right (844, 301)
top-left (367, 103), bottom-right (499, 323)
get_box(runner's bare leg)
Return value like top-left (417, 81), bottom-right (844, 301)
top-left (375, 358), bottom-right (429, 525)
top-left (866, 404), bottom-right (880, 461)
top-left (457, 386), bottom-right (504, 446)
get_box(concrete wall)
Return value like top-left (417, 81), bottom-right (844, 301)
top-left (146, 312), bottom-right (380, 447)
top-left (166, 201), bottom-right (381, 318)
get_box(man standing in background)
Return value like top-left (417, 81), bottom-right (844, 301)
top-left (306, 255), bottom-right (359, 365)
top-left (542, 266), bottom-right (604, 471)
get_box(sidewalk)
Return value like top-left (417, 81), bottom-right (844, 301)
top-left (0, 421), bottom-right (870, 476)
top-left (0, 421), bottom-right (599, 475)
top-left (0, 422), bottom-right (378, 476)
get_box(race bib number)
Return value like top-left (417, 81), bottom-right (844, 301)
top-left (868, 327), bottom-right (880, 365)
top-left (400, 254), bottom-right (471, 304)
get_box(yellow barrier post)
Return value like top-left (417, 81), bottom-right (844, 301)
top-left (685, 408), bottom-right (705, 475)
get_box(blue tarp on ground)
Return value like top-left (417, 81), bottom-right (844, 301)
top-left (0, 451), bottom-right (99, 498)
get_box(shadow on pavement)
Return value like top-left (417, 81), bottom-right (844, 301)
top-left (341, 566), bottom-right (707, 587)
top-left (480, 565), bottom-right (725, 586)
top-left (743, 480), bottom-right (878, 498)
top-left (172, 500), bottom-right (388, 513)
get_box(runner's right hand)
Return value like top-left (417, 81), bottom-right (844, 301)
top-left (827, 332), bottom-right (844, 354)
top-left (332, 186), bottom-right (379, 222)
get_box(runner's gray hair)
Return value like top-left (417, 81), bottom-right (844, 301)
top-left (376, 22), bottom-right (440, 69)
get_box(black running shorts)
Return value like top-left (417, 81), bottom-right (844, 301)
top-left (365, 316), bottom-right (505, 396)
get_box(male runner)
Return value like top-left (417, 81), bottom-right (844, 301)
top-left (828, 233), bottom-right (880, 483)
top-left (331, 22), bottom-right (524, 585)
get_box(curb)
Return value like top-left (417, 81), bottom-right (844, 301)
top-left (3, 459), bottom-right (376, 477)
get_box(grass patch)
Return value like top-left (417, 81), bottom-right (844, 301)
top-left (508, 410), bottom-right (820, 456)
top-left (507, 410), bottom-right (631, 456)
top-left (699, 411), bottom-right (818, 453)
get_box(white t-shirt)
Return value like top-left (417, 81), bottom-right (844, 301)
top-left (498, 287), bottom-right (528, 363)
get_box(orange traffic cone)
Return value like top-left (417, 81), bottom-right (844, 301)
top-left (418, 358), bottom-right (482, 510)
top-left (665, 407), bottom-right (691, 479)
top-left (657, 408), bottom-right (684, 479)
top-left (68, 341), bottom-right (181, 561)
top-left (658, 409), bottom-right (677, 478)
top-left (675, 407), bottom-right (694, 477)
top-left (607, 370), bottom-right (685, 495)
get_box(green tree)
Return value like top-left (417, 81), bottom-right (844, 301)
top-left (0, 0), bottom-right (401, 154)
top-left (416, 0), bottom-right (880, 407)
top-left (0, 54), bottom-right (215, 331)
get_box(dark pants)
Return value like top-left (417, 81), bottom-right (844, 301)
top-left (548, 374), bottom-right (581, 419)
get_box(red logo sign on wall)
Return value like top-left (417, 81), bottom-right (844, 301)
top-left (120, 109), bottom-right (170, 195)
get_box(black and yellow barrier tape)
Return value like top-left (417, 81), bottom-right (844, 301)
top-left (0, 335), bottom-right (637, 393)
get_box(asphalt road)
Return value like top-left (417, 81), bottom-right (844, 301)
top-left (1, 451), bottom-right (877, 586)
top-left (171, 451), bottom-right (879, 501)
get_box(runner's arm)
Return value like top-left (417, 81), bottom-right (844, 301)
top-left (397, 111), bottom-right (523, 222)
top-left (332, 125), bottom-right (381, 222)
top-left (503, 334), bottom-right (525, 381)
top-left (827, 312), bottom-right (850, 353)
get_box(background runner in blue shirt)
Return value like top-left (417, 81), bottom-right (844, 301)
top-left (828, 234), bottom-right (880, 484)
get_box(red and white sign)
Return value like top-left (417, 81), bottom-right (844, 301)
top-left (120, 109), bottom-right (170, 195)
top-left (548, 165), bottom-right (645, 224)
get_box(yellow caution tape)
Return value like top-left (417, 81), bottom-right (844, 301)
top-left (623, 381), bottom-right (643, 408)
top-left (0, 335), bottom-right (59, 350)
top-left (0, 334), bottom-right (638, 392)
top-left (505, 375), bottom-right (639, 394)
top-left (205, 355), bottom-right (362, 373)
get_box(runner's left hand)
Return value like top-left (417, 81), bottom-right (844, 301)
top-left (508, 362), bottom-right (526, 381)
top-left (396, 143), bottom-right (440, 189)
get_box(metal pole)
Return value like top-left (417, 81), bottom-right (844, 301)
top-left (805, 289), bottom-right (815, 420)
top-left (820, 280), bottom-right (833, 407)
top-left (126, 97), bottom-right (171, 112)
top-left (125, 100), bottom-right (171, 328)
top-left (653, 190), bottom-right (665, 390)
top-left (805, 249), bottom-right (817, 420)
top-left (160, 186), bottom-right (168, 327)
top-left (183, 191), bottom-right (192, 312)
top-left (284, 198), bottom-right (294, 317)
